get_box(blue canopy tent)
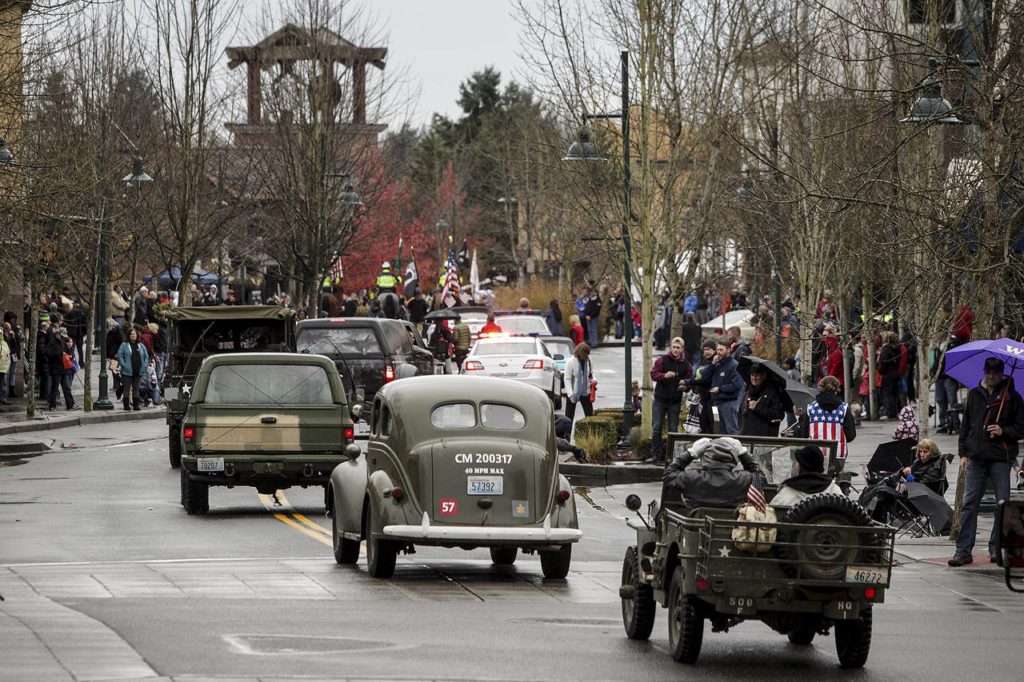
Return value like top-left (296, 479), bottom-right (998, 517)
top-left (142, 267), bottom-right (222, 286)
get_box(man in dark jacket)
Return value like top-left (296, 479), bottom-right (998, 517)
top-left (949, 357), bottom-right (1024, 566)
top-left (877, 331), bottom-right (902, 419)
top-left (681, 312), bottom-right (702, 368)
top-left (64, 300), bottom-right (87, 365)
top-left (710, 341), bottom-right (745, 434)
top-left (584, 291), bottom-right (602, 347)
top-left (663, 437), bottom-right (758, 509)
top-left (645, 337), bottom-right (693, 463)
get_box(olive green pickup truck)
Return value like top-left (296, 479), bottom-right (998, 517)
top-left (179, 352), bottom-right (359, 515)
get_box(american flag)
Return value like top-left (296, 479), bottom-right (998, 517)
top-left (441, 246), bottom-right (460, 298)
top-left (747, 484), bottom-right (767, 514)
top-left (806, 401), bottom-right (849, 459)
top-left (329, 252), bottom-right (343, 283)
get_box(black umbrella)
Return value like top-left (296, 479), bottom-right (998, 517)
top-left (424, 309), bottom-right (463, 321)
top-left (867, 439), bottom-right (917, 474)
top-left (736, 356), bottom-right (817, 410)
top-left (904, 481), bottom-right (953, 535)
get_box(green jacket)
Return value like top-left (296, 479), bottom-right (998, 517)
top-left (452, 322), bottom-right (471, 351)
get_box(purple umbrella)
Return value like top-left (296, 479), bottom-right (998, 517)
top-left (944, 338), bottom-right (1024, 400)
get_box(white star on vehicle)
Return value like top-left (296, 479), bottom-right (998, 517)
top-left (182, 383), bottom-right (191, 395)
top-left (719, 546), bottom-right (731, 558)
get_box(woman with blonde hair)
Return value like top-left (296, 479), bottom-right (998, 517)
top-left (901, 438), bottom-right (947, 494)
top-left (567, 314), bottom-right (585, 346)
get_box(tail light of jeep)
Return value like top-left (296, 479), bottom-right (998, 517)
top-left (343, 426), bottom-right (354, 443)
top-left (183, 426), bottom-right (195, 444)
top-left (385, 363), bottom-right (395, 382)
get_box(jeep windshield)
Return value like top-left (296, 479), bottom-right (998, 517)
top-left (296, 326), bottom-right (383, 358)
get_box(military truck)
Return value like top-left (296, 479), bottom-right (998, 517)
top-left (619, 434), bottom-right (895, 669)
top-left (164, 305), bottom-right (296, 468)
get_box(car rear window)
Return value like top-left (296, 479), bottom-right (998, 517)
top-left (480, 403), bottom-right (526, 430)
top-left (430, 403), bottom-right (476, 429)
top-left (205, 364), bottom-right (334, 404)
top-left (474, 341), bottom-right (537, 356)
top-left (543, 340), bottom-right (573, 357)
top-left (178, 322), bottom-right (287, 352)
top-left (296, 327), bottom-right (382, 356)
top-left (499, 317), bottom-right (551, 335)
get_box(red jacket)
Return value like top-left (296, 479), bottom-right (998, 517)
top-left (951, 305), bottom-right (973, 340)
top-left (820, 336), bottom-right (843, 384)
top-left (569, 324), bottom-right (585, 346)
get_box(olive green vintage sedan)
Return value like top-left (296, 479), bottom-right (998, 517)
top-left (327, 375), bottom-right (581, 578)
top-left (180, 353), bottom-right (359, 515)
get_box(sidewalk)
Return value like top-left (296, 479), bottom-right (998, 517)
top-left (0, 351), bottom-right (164, 444)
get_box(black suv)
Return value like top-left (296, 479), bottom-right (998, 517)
top-left (295, 318), bottom-right (435, 415)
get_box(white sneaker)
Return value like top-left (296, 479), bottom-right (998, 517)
top-left (879, 415), bottom-right (889, 421)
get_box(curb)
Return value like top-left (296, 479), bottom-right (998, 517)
top-left (0, 409), bottom-right (165, 437)
top-left (559, 461), bottom-right (664, 487)
top-left (0, 438), bottom-right (54, 455)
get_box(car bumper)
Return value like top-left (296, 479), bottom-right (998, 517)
top-left (474, 371), bottom-right (553, 393)
top-left (383, 511), bottom-right (582, 544)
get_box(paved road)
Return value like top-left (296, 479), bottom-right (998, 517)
top-left (2, 415), bottom-right (1021, 681)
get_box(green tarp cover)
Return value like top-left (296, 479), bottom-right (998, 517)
top-left (164, 305), bottom-right (296, 322)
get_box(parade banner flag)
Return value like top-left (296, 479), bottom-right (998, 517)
top-left (457, 239), bottom-right (470, 269)
top-left (404, 247), bottom-right (419, 301)
top-left (470, 249), bottom-right (479, 296)
top-left (329, 251), bottom-right (343, 282)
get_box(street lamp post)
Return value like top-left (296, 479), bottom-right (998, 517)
top-left (563, 50), bottom-right (635, 441)
top-left (95, 154), bottom-right (153, 411)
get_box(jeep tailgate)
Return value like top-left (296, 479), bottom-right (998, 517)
top-left (194, 405), bottom-right (345, 453)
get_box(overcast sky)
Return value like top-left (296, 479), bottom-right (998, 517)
top-left (361, 0), bottom-right (529, 129)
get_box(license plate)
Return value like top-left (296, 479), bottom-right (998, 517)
top-left (845, 565), bottom-right (888, 584)
top-left (354, 421), bottom-right (371, 436)
top-left (197, 457), bottom-right (224, 472)
top-left (467, 476), bottom-right (503, 495)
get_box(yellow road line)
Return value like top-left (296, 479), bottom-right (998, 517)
top-left (272, 513), bottom-right (332, 547)
top-left (258, 491), bottom-right (358, 552)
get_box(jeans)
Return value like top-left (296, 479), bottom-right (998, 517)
top-left (123, 374), bottom-right (142, 410)
top-left (586, 318), bottom-right (599, 346)
top-left (650, 398), bottom-right (682, 461)
top-left (614, 319), bottom-right (623, 339)
top-left (155, 351), bottom-right (167, 382)
top-left (955, 459), bottom-right (1012, 553)
top-left (685, 350), bottom-right (700, 369)
top-left (935, 377), bottom-right (961, 429)
top-left (6, 357), bottom-right (17, 396)
top-left (48, 372), bottom-right (73, 409)
top-left (0, 369), bottom-right (7, 402)
top-left (716, 397), bottom-right (741, 435)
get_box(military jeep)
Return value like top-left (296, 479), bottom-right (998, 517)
top-left (164, 305), bottom-right (296, 468)
top-left (619, 433), bottom-right (895, 669)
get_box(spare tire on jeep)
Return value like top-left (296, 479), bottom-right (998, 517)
top-left (775, 493), bottom-right (881, 580)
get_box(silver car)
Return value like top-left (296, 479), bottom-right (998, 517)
top-left (463, 336), bottom-right (562, 408)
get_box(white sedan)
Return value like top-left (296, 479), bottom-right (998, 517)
top-left (462, 336), bottom-right (562, 409)
top-left (701, 309), bottom-right (756, 341)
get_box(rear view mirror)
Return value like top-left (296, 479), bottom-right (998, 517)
top-left (625, 494), bottom-right (642, 512)
top-left (994, 499), bottom-right (1024, 592)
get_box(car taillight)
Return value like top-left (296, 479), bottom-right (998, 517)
top-left (523, 359), bottom-right (544, 369)
top-left (183, 427), bottom-right (195, 443)
top-left (557, 489), bottom-right (571, 504)
top-left (343, 426), bottom-right (354, 442)
top-left (464, 360), bottom-right (484, 371)
top-left (864, 587), bottom-right (876, 599)
top-left (385, 364), bottom-right (395, 382)
top-left (391, 487), bottom-right (404, 501)
top-left (697, 578), bottom-right (709, 592)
